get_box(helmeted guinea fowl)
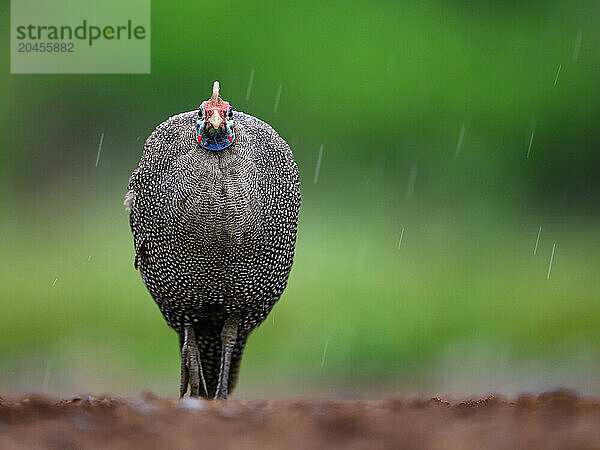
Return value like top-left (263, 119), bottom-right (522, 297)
top-left (125, 81), bottom-right (301, 399)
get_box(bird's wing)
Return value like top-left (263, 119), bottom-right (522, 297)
top-left (125, 169), bottom-right (148, 270)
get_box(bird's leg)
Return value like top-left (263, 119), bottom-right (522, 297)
top-left (180, 325), bottom-right (208, 398)
top-left (214, 315), bottom-right (239, 400)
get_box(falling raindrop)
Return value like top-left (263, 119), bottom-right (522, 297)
top-left (526, 120), bottom-right (537, 159)
top-left (245, 69), bottom-right (255, 101)
top-left (95, 132), bottom-right (104, 167)
top-left (273, 84), bottom-right (282, 113)
top-left (321, 338), bottom-right (329, 368)
top-left (572, 30), bottom-right (582, 62)
top-left (405, 164), bottom-right (418, 200)
top-left (397, 228), bottom-right (405, 249)
top-left (454, 124), bottom-right (466, 158)
top-left (526, 131), bottom-right (534, 158)
top-left (547, 243), bottom-right (556, 279)
top-left (313, 145), bottom-right (323, 184)
top-left (553, 65), bottom-right (562, 86)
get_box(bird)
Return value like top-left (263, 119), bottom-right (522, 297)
top-left (124, 81), bottom-right (301, 399)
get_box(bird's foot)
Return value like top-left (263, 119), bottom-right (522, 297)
top-left (180, 325), bottom-right (207, 398)
top-left (214, 390), bottom-right (227, 400)
top-left (214, 382), bottom-right (228, 400)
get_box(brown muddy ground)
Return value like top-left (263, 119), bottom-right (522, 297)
top-left (1, 390), bottom-right (599, 449)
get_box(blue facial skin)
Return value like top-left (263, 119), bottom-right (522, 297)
top-left (196, 110), bottom-right (235, 151)
top-left (199, 130), bottom-right (234, 151)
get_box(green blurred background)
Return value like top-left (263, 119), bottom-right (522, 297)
top-left (1, 0), bottom-right (599, 398)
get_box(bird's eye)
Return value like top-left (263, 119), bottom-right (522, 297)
top-left (227, 108), bottom-right (233, 119)
top-left (199, 107), bottom-right (206, 119)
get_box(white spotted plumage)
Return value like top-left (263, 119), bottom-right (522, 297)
top-left (126, 110), bottom-right (301, 396)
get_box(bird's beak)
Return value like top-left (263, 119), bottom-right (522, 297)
top-left (208, 110), bottom-right (223, 130)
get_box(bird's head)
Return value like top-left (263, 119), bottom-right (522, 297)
top-left (196, 81), bottom-right (235, 151)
